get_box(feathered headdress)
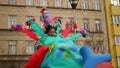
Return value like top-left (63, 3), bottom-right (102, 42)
top-left (40, 7), bottom-right (62, 33)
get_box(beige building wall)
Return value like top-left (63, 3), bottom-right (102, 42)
top-left (0, 0), bottom-right (109, 68)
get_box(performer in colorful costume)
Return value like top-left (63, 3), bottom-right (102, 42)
top-left (11, 8), bottom-right (113, 68)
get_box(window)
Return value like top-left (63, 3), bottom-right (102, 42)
top-left (26, 40), bottom-right (34, 54)
top-left (95, 19), bottom-right (101, 31)
top-left (111, 0), bottom-right (120, 5)
top-left (40, 0), bottom-right (47, 6)
top-left (96, 41), bottom-right (103, 52)
top-left (83, 19), bottom-right (89, 30)
top-left (9, 0), bottom-right (16, 5)
top-left (8, 15), bottom-right (16, 28)
top-left (112, 16), bottom-right (120, 24)
top-left (114, 36), bottom-right (120, 45)
top-left (8, 41), bottom-right (16, 55)
top-left (68, 0), bottom-right (71, 8)
top-left (26, 16), bottom-right (33, 20)
top-left (93, 0), bottom-right (100, 10)
top-left (82, 0), bottom-right (88, 10)
top-left (55, 0), bottom-right (62, 7)
top-left (117, 57), bottom-right (120, 67)
top-left (26, 16), bottom-right (33, 29)
top-left (26, 0), bottom-right (33, 6)
top-left (85, 41), bottom-right (91, 46)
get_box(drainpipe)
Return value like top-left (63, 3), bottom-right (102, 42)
top-left (103, 0), bottom-right (111, 53)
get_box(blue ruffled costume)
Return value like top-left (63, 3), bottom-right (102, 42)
top-left (30, 21), bottom-right (111, 68)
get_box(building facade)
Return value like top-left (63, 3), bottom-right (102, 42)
top-left (105, 0), bottom-right (120, 68)
top-left (0, 0), bottom-right (108, 68)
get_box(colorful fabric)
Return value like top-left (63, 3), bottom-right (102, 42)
top-left (11, 8), bottom-right (113, 68)
top-left (26, 18), bottom-right (112, 68)
top-left (25, 45), bottom-right (49, 68)
top-left (40, 35), bottom-right (84, 68)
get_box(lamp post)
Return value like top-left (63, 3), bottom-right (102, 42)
top-left (69, 0), bottom-right (79, 33)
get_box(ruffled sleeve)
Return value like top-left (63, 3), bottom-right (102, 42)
top-left (30, 22), bottom-right (44, 37)
top-left (67, 33), bottom-right (82, 41)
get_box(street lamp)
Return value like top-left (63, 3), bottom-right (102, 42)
top-left (69, 0), bottom-right (79, 33)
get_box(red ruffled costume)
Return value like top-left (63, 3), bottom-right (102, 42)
top-left (25, 45), bottom-right (49, 68)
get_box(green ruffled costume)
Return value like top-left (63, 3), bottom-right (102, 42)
top-left (31, 21), bottom-right (84, 68)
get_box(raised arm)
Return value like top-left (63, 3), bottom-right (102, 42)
top-left (67, 29), bottom-right (89, 41)
top-left (11, 24), bottom-right (39, 40)
top-left (53, 18), bottom-right (62, 36)
top-left (27, 18), bottom-right (45, 37)
top-left (67, 33), bottom-right (82, 41)
top-left (61, 19), bottom-right (77, 37)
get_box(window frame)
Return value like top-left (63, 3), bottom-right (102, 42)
top-left (112, 15), bottom-right (120, 24)
top-left (111, 0), bottom-right (120, 5)
top-left (55, 0), bottom-right (62, 7)
top-left (93, 0), bottom-right (100, 10)
top-left (8, 40), bottom-right (16, 55)
top-left (114, 35), bottom-right (120, 45)
top-left (68, 0), bottom-right (71, 8)
top-left (8, 15), bottom-right (16, 28)
top-left (26, 40), bottom-right (34, 55)
top-left (95, 19), bottom-right (101, 32)
top-left (82, 0), bottom-right (88, 10)
top-left (96, 41), bottom-right (104, 52)
top-left (8, 0), bottom-right (16, 5)
top-left (83, 18), bottom-right (89, 30)
top-left (26, 0), bottom-right (33, 6)
top-left (117, 57), bottom-right (120, 67)
top-left (40, 0), bottom-right (47, 6)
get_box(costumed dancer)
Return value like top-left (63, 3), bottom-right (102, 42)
top-left (25, 8), bottom-right (112, 68)
top-left (11, 7), bottom-right (113, 68)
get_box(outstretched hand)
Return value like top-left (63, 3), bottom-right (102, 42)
top-left (79, 29), bottom-right (89, 37)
